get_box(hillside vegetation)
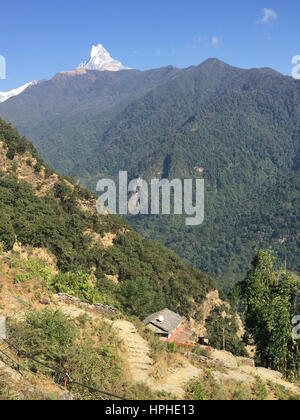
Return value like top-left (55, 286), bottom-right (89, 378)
top-left (0, 117), bottom-right (229, 322)
top-left (0, 249), bottom-right (299, 400)
top-left (0, 117), bottom-right (299, 398)
top-left (1, 60), bottom-right (299, 289)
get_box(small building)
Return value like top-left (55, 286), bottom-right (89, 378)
top-left (143, 308), bottom-right (184, 340)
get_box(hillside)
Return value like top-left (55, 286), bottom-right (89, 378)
top-left (0, 118), bottom-right (299, 400)
top-left (0, 117), bottom-right (257, 400)
top-left (0, 117), bottom-right (247, 342)
top-left (1, 252), bottom-right (299, 400)
top-left (0, 59), bottom-right (299, 290)
top-left (0, 66), bottom-right (182, 174)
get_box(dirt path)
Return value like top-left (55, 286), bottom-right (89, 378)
top-left (56, 304), bottom-right (204, 398)
top-left (53, 298), bottom-right (300, 399)
top-left (111, 320), bottom-right (203, 398)
top-left (53, 299), bottom-right (203, 398)
top-left (112, 320), bottom-right (154, 383)
top-left (150, 364), bottom-right (203, 398)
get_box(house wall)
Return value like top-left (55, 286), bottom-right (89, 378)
top-left (167, 323), bottom-right (183, 340)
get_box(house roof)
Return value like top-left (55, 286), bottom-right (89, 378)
top-left (143, 308), bottom-right (184, 335)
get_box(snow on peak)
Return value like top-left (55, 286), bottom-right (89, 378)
top-left (78, 44), bottom-right (131, 72)
top-left (0, 81), bottom-right (37, 103)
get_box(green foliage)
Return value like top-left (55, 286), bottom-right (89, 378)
top-left (186, 381), bottom-right (207, 400)
top-left (33, 159), bottom-right (43, 173)
top-left (7, 309), bottom-right (160, 400)
top-left (0, 117), bottom-right (223, 322)
top-left (268, 382), bottom-right (300, 401)
top-left (239, 250), bottom-right (300, 379)
top-left (8, 310), bottom-right (77, 366)
top-left (0, 119), bottom-right (39, 161)
top-left (194, 309), bottom-right (204, 323)
top-left (0, 379), bottom-right (17, 400)
top-left (2, 63), bottom-right (300, 290)
top-left (0, 208), bottom-right (15, 251)
top-left (13, 273), bottom-right (29, 284)
top-left (44, 166), bottom-right (54, 179)
top-left (2, 63), bottom-right (300, 293)
top-left (253, 377), bottom-right (268, 400)
top-left (232, 383), bottom-right (251, 401)
top-left (166, 342), bottom-right (178, 353)
top-left (25, 259), bottom-right (53, 287)
top-left (186, 371), bottom-right (221, 400)
top-left (49, 271), bottom-right (101, 304)
top-left (205, 305), bottom-right (248, 357)
top-left (0, 241), bottom-right (5, 255)
top-left (97, 230), bottom-right (216, 318)
top-left (193, 345), bottom-right (212, 359)
top-left (0, 165), bottom-right (217, 318)
top-left (139, 327), bottom-right (166, 361)
top-left (187, 372), bottom-right (271, 400)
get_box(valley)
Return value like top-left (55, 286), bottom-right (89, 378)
top-left (0, 58), bottom-right (299, 289)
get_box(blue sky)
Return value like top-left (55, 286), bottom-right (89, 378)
top-left (0, 0), bottom-right (299, 90)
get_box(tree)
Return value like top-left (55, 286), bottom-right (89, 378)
top-left (0, 208), bottom-right (15, 250)
top-left (239, 250), bottom-right (300, 379)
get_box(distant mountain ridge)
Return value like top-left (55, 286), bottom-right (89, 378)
top-left (0, 81), bottom-right (37, 104)
top-left (0, 43), bottom-right (130, 104)
top-left (0, 64), bottom-right (182, 172)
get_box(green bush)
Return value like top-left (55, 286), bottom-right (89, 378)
top-left (205, 305), bottom-right (248, 357)
top-left (6, 309), bottom-right (150, 400)
top-left (186, 372), bottom-right (221, 400)
top-left (25, 259), bottom-right (53, 287)
top-left (14, 273), bottom-right (29, 284)
top-left (49, 271), bottom-right (101, 303)
top-left (186, 381), bottom-right (207, 400)
top-left (0, 209), bottom-right (15, 251)
top-left (8, 309), bottom-right (77, 366)
top-left (253, 377), bottom-right (268, 400)
top-left (167, 342), bottom-right (178, 353)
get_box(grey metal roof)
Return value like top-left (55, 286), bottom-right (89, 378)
top-left (143, 308), bottom-right (184, 335)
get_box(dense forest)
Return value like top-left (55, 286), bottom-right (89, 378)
top-left (0, 118), bottom-right (220, 321)
top-left (235, 250), bottom-right (300, 380)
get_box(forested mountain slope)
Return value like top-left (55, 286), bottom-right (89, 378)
top-left (0, 66), bottom-right (182, 174)
top-left (0, 59), bottom-right (299, 289)
top-left (0, 117), bottom-right (226, 320)
top-left (0, 117), bottom-right (259, 400)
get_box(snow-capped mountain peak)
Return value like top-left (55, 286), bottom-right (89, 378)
top-left (0, 81), bottom-right (37, 104)
top-left (0, 44), bottom-right (130, 103)
top-left (78, 44), bottom-right (131, 72)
